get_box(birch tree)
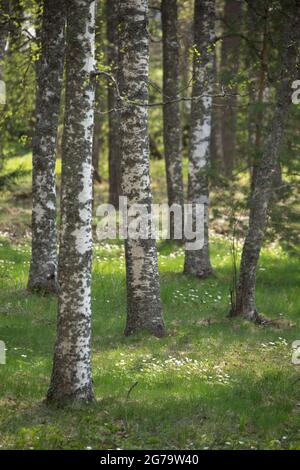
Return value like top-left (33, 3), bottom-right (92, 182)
top-left (27, 0), bottom-right (65, 293)
top-left (119, 0), bottom-right (166, 337)
top-left (184, 0), bottom-right (215, 278)
top-left (47, 0), bottom-right (96, 403)
top-left (161, 0), bottom-right (183, 238)
top-left (230, 3), bottom-right (300, 321)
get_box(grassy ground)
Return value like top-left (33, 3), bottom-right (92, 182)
top-left (0, 154), bottom-right (300, 450)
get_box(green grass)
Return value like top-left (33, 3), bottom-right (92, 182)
top-left (0, 237), bottom-right (300, 450)
top-left (0, 155), bottom-right (300, 450)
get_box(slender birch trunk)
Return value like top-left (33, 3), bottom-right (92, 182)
top-left (184, 0), bottom-right (215, 278)
top-left (230, 6), bottom-right (300, 321)
top-left (27, 0), bottom-right (65, 293)
top-left (161, 0), bottom-right (183, 238)
top-left (119, 0), bottom-right (166, 337)
top-left (47, 0), bottom-right (96, 403)
top-left (107, 0), bottom-right (121, 209)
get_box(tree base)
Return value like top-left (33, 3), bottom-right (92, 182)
top-left (124, 322), bottom-right (167, 338)
top-left (229, 305), bottom-right (269, 324)
top-left (183, 266), bottom-right (213, 279)
top-left (46, 386), bottom-right (95, 407)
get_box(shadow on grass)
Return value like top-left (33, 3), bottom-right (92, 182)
top-left (0, 367), bottom-right (299, 449)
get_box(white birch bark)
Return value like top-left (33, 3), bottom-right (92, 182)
top-left (184, 0), bottom-right (215, 278)
top-left (47, 0), bottom-right (96, 403)
top-left (119, 0), bottom-right (166, 337)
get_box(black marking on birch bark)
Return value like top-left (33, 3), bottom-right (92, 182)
top-left (119, 0), bottom-right (166, 337)
top-left (27, 0), bottom-right (65, 294)
top-left (47, 0), bottom-right (96, 404)
top-left (230, 5), bottom-right (300, 321)
top-left (184, 0), bottom-right (215, 278)
top-left (162, 0), bottom-right (183, 239)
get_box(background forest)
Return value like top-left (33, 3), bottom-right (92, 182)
top-left (0, 0), bottom-right (300, 451)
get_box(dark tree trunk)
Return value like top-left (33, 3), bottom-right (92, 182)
top-left (230, 6), bottom-right (300, 321)
top-left (27, 0), bottom-right (65, 293)
top-left (161, 0), bottom-right (183, 239)
top-left (92, 88), bottom-right (102, 184)
top-left (0, 0), bottom-right (9, 162)
top-left (0, 0), bottom-right (8, 88)
top-left (220, 0), bottom-right (242, 177)
top-left (119, 0), bottom-right (166, 337)
top-left (92, 4), bottom-right (106, 189)
top-left (248, 0), bottom-right (269, 193)
top-left (47, 0), bottom-right (96, 403)
top-left (210, 50), bottom-right (224, 172)
top-left (107, 0), bottom-right (121, 209)
top-left (184, 0), bottom-right (215, 278)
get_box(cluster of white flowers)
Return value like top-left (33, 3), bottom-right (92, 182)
top-left (260, 337), bottom-right (289, 349)
top-left (114, 353), bottom-right (232, 385)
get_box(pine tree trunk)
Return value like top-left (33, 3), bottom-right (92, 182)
top-left (119, 0), bottom-right (166, 337)
top-left (184, 0), bottom-right (215, 278)
top-left (107, 0), bottom-right (121, 209)
top-left (161, 0), bottom-right (183, 238)
top-left (231, 8), bottom-right (300, 321)
top-left (27, 0), bottom-right (65, 293)
top-left (47, 0), bottom-right (96, 403)
top-left (220, 0), bottom-right (242, 177)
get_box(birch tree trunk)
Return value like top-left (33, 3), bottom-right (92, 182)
top-left (47, 0), bottom-right (96, 403)
top-left (107, 0), bottom-right (121, 209)
top-left (27, 0), bottom-right (65, 293)
top-left (161, 0), bottom-right (183, 238)
top-left (119, 0), bottom-right (166, 337)
top-left (184, 0), bottom-right (215, 278)
top-left (231, 7), bottom-right (300, 321)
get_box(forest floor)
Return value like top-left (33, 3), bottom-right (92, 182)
top-left (0, 154), bottom-right (300, 450)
